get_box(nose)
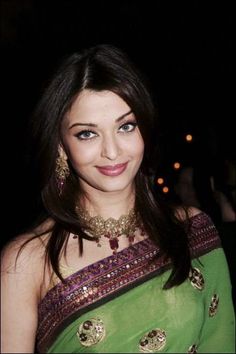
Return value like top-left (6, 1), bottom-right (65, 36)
top-left (101, 134), bottom-right (121, 160)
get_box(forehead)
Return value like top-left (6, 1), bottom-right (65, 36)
top-left (65, 89), bottom-right (131, 123)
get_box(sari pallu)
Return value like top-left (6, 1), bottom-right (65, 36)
top-left (36, 213), bottom-right (235, 353)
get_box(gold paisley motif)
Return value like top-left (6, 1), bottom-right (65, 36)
top-left (77, 318), bottom-right (105, 347)
top-left (189, 267), bottom-right (204, 290)
top-left (139, 328), bottom-right (166, 352)
top-left (188, 343), bottom-right (197, 353)
top-left (209, 294), bottom-right (219, 317)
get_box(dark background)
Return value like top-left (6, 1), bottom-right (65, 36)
top-left (1, 0), bottom-right (235, 246)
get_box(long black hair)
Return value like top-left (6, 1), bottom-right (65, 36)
top-left (26, 44), bottom-right (191, 289)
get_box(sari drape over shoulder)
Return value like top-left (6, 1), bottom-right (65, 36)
top-left (36, 213), bottom-right (235, 353)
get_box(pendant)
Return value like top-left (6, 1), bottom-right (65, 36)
top-left (109, 237), bottom-right (119, 254)
top-left (95, 237), bottom-right (102, 247)
top-left (128, 234), bottom-right (135, 245)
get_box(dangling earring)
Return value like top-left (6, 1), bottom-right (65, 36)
top-left (55, 155), bottom-right (69, 195)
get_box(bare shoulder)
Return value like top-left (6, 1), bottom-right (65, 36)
top-left (1, 218), bottom-right (53, 275)
top-left (1, 236), bottom-right (41, 277)
top-left (0, 222), bottom-right (53, 352)
top-left (175, 206), bottom-right (202, 221)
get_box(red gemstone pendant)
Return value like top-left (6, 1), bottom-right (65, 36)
top-left (109, 237), bottom-right (119, 251)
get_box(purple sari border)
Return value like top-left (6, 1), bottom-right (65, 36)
top-left (36, 212), bottom-right (221, 352)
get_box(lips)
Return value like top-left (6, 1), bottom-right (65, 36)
top-left (96, 162), bottom-right (128, 176)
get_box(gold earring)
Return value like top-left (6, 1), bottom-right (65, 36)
top-left (55, 155), bottom-right (69, 195)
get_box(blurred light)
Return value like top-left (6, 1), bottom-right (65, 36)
top-left (185, 134), bottom-right (193, 142)
top-left (157, 177), bottom-right (164, 185)
top-left (173, 162), bottom-right (181, 170)
top-left (162, 186), bottom-right (169, 193)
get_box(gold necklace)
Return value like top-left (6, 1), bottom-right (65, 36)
top-left (76, 207), bottom-right (143, 254)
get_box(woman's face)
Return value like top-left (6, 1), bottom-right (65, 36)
top-left (61, 89), bottom-right (144, 195)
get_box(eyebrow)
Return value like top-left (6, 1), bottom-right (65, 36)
top-left (68, 110), bottom-right (133, 129)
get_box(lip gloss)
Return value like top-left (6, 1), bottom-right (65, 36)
top-left (96, 162), bottom-right (128, 176)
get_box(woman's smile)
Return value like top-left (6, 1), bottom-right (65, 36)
top-left (96, 162), bottom-right (128, 176)
top-left (61, 90), bottom-right (144, 194)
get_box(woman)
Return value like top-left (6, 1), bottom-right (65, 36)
top-left (1, 44), bottom-right (235, 353)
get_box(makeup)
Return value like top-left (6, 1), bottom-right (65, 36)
top-left (96, 162), bottom-right (128, 176)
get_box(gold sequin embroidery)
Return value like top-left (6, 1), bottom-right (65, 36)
top-left (209, 294), bottom-right (219, 317)
top-left (188, 344), bottom-right (197, 353)
top-left (77, 318), bottom-right (105, 347)
top-left (139, 328), bottom-right (166, 352)
top-left (189, 267), bottom-right (204, 290)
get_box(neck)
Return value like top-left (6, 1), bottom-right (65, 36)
top-left (79, 185), bottom-right (136, 219)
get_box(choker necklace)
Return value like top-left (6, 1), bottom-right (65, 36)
top-left (75, 207), bottom-right (144, 255)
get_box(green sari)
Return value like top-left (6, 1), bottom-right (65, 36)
top-left (36, 213), bottom-right (235, 353)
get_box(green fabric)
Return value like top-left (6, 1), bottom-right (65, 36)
top-left (48, 248), bottom-right (235, 353)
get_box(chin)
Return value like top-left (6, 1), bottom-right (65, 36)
top-left (94, 178), bottom-right (135, 193)
top-left (99, 183), bottom-right (133, 193)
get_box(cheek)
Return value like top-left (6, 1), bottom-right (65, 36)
top-left (67, 142), bottom-right (98, 168)
top-left (128, 136), bottom-right (145, 158)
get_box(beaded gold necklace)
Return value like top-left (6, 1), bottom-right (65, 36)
top-left (75, 207), bottom-right (143, 254)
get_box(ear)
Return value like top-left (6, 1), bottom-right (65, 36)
top-left (58, 144), bottom-right (68, 160)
